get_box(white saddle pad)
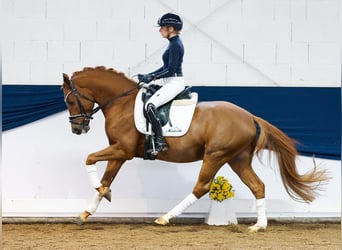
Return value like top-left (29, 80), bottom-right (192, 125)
top-left (134, 89), bottom-right (198, 137)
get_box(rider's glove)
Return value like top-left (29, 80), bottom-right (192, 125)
top-left (138, 73), bottom-right (154, 84)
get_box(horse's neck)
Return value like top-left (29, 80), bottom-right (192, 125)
top-left (87, 74), bottom-right (137, 111)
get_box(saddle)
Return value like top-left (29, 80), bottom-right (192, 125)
top-left (135, 84), bottom-right (197, 160)
top-left (141, 84), bottom-right (192, 127)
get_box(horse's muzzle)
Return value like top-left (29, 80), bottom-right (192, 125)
top-left (72, 124), bottom-right (90, 135)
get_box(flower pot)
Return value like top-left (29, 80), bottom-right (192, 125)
top-left (205, 198), bottom-right (237, 225)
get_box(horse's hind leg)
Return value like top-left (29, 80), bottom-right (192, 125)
top-left (155, 157), bottom-right (223, 225)
top-left (229, 151), bottom-right (267, 232)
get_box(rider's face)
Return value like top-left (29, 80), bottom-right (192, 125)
top-left (159, 26), bottom-right (173, 38)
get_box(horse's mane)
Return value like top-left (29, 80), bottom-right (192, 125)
top-left (71, 66), bottom-right (134, 83)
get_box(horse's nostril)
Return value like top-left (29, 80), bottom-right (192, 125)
top-left (83, 125), bottom-right (90, 133)
top-left (72, 128), bottom-right (82, 135)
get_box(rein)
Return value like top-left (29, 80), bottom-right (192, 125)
top-left (67, 79), bottom-right (140, 124)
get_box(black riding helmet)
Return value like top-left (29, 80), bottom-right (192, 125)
top-left (157, 13), bottom-right (183, 31)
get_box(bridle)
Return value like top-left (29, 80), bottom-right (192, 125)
top-left (65, 79), bottom-right (140, 125)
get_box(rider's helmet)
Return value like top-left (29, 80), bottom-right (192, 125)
top-left (157, 13), bottom-right (183, 31)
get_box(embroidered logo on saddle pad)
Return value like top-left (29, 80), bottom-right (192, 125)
top-left (134, 88), bottom-right (198, 137)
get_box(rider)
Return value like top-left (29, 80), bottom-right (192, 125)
top-left (138, 13), bottom-right (185, 153)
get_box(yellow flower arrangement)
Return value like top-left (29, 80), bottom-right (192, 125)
top-left (209, 176), bottom-right (235, 202)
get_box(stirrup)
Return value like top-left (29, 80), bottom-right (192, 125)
top-left (151, 137), bottom-right (168, 155)
top-left (156, 139), bottom-right (168, 151)
top-left (151, 145), bottom-right (168, 155)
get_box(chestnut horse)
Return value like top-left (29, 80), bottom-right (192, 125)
top-left (62, 66), bottom-right (328, 232)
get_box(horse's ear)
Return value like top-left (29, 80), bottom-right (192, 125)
top-left (63, 73), bottom-right (70, 85)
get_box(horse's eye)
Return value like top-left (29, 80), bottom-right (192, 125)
top-left (67, 100), bottom-right (75, 106)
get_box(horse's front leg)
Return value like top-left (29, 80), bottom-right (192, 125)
top-left (85, 143), bottom-right (131, 199)
top-left (86, 143), bottom-right (129, 165)
top-left (85, 145), bottom-right (128, 199)
top-left (78, 156), bottom-right (126, 224)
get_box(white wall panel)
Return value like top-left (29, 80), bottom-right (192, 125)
top-left (46, 0), bottom-right (81, 19)
top-left (185, 63), bottom-right (227, 85)
top-left (184, 42), bottom-right (211, 64)
top-left (291, 65), bottom-right (341, 85)
top-left (113, 41), bottom-right (145, 65)
top-left (276, 42), bottom-right (309, 65)
top-left (2, 19), bottom-right (31, 40)
top-left (307, 0), bottom-right (340, 21)
top-left (30, 20), bottom-right (64, 41)
top-left (227, 21), bottom-right (291, 43)
top-left (110, 0), bottom-right (145, 20)
top-left (244, 42), bottom-right (276, 64)
top-left (242, 0), bottom-right (275, 21)
top-left (13, 0), bottom-right (46, 19)
top-left (178, 0), bottom-right (211, 23)
top-left (13, 41), bottom-right (47, 62)
top-left (79, 0), bottom-right (111, 19)
top-left (227, 64), bottom-right (275, 85)
top-left (274, 0), bottom-right (291, 21)
top-left (292, 22), bottom-right (340, 42)
top-left (81, 41), bottom-right (114, 64)
top-left (97, 19), bottom-right (130, 41)
top-left (211, 42), bottom-right (243, 64)
top-left (144, 4), bottom-right (170, 22)
top-left (130, 20), bottom-right (162, 44)
top-left (290, 0), bottom-right (307, 21)
top-left (47, 41), bottom-right (80, 62)
top-left (199, 19), bottom-right (229, 44)
top-left (255, 64), bottom-right (292, 85)
top-left (63, 20), bottom-right (97, 41)
top-left (2, 0), bottom-right (340, 85)
top-left (2, 62), bottom-right (30, 83)
top-left (309, 43), bottom-right (341, 65)
top-left (2, 40), bottom-right (14, 62)
top-left (30, 62), bottom-right (63, 84)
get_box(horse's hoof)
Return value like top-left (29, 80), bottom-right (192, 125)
top-left (101, 187), bottom-right (112, 202)
top-left (75, 211), bottom-right (91, 225)
top-left (74, 216), bottom-right (86, 225)
top-left (248, 224), bottom-right (266, 233)
top-left (154, 216), bottom-right (169, 225)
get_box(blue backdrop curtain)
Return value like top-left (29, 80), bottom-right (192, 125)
top-left (2, 85), bottom-right (341, 160)
top-left (192, 86), bottom-right (341, 160)
top-left (2, 85), bottom-right (66, 131)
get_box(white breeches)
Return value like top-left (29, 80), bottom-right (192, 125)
top-left (145, 77), bottom-right (185, 109)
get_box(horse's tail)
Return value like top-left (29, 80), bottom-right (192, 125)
top-left (253, 116), bottom-right (329, 203)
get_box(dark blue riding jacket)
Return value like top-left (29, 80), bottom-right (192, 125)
top-left (150, 35), bottom-right (184, 79)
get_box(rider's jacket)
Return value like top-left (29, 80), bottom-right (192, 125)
top-left (150, 35), bottom-right (184, 79)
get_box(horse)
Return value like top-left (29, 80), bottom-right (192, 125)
top-left (61, 66), bottom-right (329, 232)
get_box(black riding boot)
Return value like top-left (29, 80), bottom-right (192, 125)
top-left (146, 104), bottom-right (168, 153)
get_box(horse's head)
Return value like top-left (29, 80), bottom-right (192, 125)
top-left (62, 73), bottom-right (95, 135)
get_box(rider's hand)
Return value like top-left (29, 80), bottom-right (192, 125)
top-left (138, 74), bottom-right (154, 83)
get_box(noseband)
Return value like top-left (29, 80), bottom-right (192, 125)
top-left (65, 79), bottom-right (99, 125)
top-left (65, 79), bottom-right (140, 125)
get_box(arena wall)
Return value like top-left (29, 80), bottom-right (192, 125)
top-left (2, 112), bottom-right (341, 220)
top-left (2, 0), bottom-right (341, 220)
top-left (2, 0), bottom-right (340, 86)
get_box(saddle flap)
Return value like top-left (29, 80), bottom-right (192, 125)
top-left (134, 89), bottom-right (198, 137)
